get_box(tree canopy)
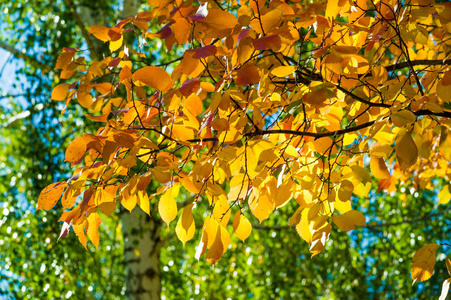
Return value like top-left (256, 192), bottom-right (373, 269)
top-left (37, 0), bottom-right (451, 296)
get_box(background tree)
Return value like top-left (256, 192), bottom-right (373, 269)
top-left (2, 3), bottom-right (451, 297)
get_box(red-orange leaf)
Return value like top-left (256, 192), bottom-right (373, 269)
top-left (235, 65), bottom-right (260, 86)
top-left (252, 35), bottom-right (281, 51)
top-left (186, 45), bottom-right (217, 59)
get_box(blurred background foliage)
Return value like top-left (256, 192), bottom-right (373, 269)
top-left (0, 1), bottom-right (450, 299)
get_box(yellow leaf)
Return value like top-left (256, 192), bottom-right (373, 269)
top-left (158, 183), bottom-right (180, 226)
top-left (437, 79), bottom-right (451, 104)
top-left (233, 211), bottom-right (252, 242)
top-left (87, 212), bottom-right (102, 249)
top-left (137, 190), bottom-right (150, 215)
top-left (271, 66), bottom-right (296, 77)
top-left (51, 83), bottom-right (69, 101)
top-left (370, 156), bottom-right (390, 179)
top-left (133, 66), bottom-right (173, 92)
top-left (109, 35), bottom-right (123, 52)
top-left (411, 243), bottom-right (440, 284)
top-left (295, 207), bottom-right (311, 243)
top-left (439, 127), bottom-right (451, 162)
top-left (395, 129), bottom-right (418, 170)
top-left (176, 203), bottom-right (195, 246)
top-left (248, 193), bottom-right (274, 223)
top-left (309, 222), bottom-right (331, 257)
top-left (121, 193), bottom-right (137, 212)
top-left (332, 210), bottom-right (365, 231)
top-left (98, 201), bottom-right (117, 217)
top-left (206, 224), bottom-right (230, 265)
top-left (391, 110), bottom-right (416, 127)
top-left (438, 185), bottom-right (451, 205)
top-left (446, 258), bottom-right (451, 276)
top-left (213, 196), bottom-right (231, 227)
top-left (37, 182), bottom-right (67, 211)
top-left (369, 143), bottom-right (392, 158)
top-left (228, 174), bottom-right (249, 201)
top-left (337, 180), bottom-right (354, 202)
top-left (334, 197), bottom-right (352, 214)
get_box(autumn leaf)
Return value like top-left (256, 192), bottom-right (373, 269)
top-left (88, 25), bottom-right (111, 42)
top-left (411, 243), bottom-right (440, 284)
top-left (133, 66), bottom-right (173, 92)
top-left (87, 212), bottom-right (102, 249)
top-left (332, 210), bottom-right (365, 231)
top-left (233, 211), bottom-right (252, 242)
top-left (395, 129), bottom-right (418, 170)
top-left (176, 203), bottom-right (195, 246)
top-left (65, 136), bottom-right (88, 166)
top-left (51, 83), bottom-right (69, 101)
top-left (38, 181), bottom-right (67, 211)
top-left (158, 183), bottom-right (180, 226)
top-left (271, 66), bottom-right (296, 77)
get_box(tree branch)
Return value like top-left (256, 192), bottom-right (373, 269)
top-left (64, 0), bottom-right (100, 61)
top-left (184, 107), bottom-right (450, 144)
top-left (177, 195), bottom-right (196, 210)
top-left (0, 40), bottom-right (51, 72)
top-left (362, 211), bottom-right (446, 229)
top-left (384, 58), bottom-right (451, 73)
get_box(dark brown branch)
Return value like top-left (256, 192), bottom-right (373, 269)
top-left (183, 108), bottom-right (451, 144)
top-left (383, 59), bottom-right (451, 73)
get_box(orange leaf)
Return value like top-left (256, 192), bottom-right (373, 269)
top-left (172, 18), bottom-right (191, 45)
top-left (183, 93), bottom-right (203, 116)
top-left (87, 212), bottom-right (102, 249)
top-left (51, 83), bottom-right (69, 101)
top-left (65, 136), bottom-right (88, 166)
top-left (88, 25), bottom-right (111, 42)
top-left (370, 156), bottom-right (390, 179)
top-left (411, 243), bottom-right (440, 284)
top-left (201, 9), bottom-right (238, 32)
top-left (55, 48), bottom-right (76, 70)
top-left (133, 66), bottom-right (173, 92)
top-left (38, 181), bottom-right (67, 211)
top-left (73, 221), bottom-right (88, 249)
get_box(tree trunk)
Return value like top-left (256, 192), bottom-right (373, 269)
top-left (121, 209), bottom-right (163, 300)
